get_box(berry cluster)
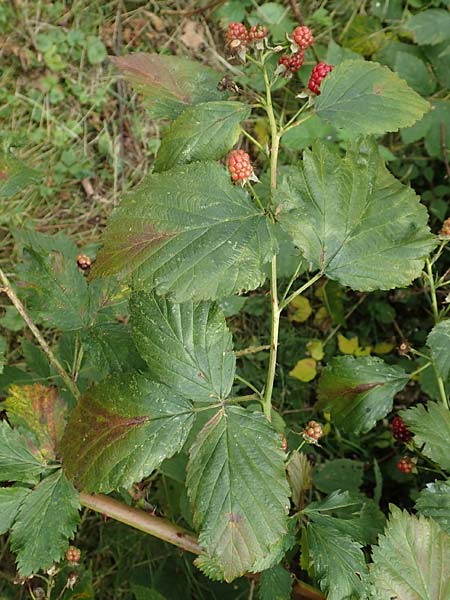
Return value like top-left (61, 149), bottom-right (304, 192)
top-left (228, 149), bottom-right (254, 183)
top-left (291, 26), bottom-right (314, 51)
top-left (397, 456), bottom-right (415, 474)
top-left (308, 62), bottom-right (334, 95)
top-left (303, 420), bottom-right (323, 442)
top-left (278, 51), bottom-right (305, 76)
top-left (391, 416), bottom-right (412, 443)
top-left (226, 22), bottom-right (267, 55)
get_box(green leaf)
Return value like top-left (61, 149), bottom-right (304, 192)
top-left (0, 421), bottom-right (46, 483)
top-left (276, 139), bottom-right (436, 292)
top-left (4, 384), bottom-right (67, 461)
top-left (303, 490), bottom-right (385, 545)
top-left (0, 335), bottom-right (5, 374)
top-left (10, 470), bottom-right (80, 576)
top-left (305, 523), bottom-right (367, 600)
top-left (401, 402), bottom-right (450, 471)
top-left (111, 53), bottom-right (225, 120)
top-left (407, 9), bottom-right (450, 46)
top-left (61, 373), bottom-right (194, 492)
top-left (0, 487), bottom-right (31, 534)
top-left (92, 162), bottom-right (276, 302)
top-left (427, 320), bottom-right (450, 381)
top-left (154, 101), bottom-right (251, 172)
top-left (416, 480), bottom-right (450, 535)
top-left (314, 458), bottom-right (364, 494)
top-left (401, 100), bottom-right (450, 158)
top-left (315, 60), bottom-right (430, 134)
top-left (0, 154), bottom-right (40, 198)
top-left (86, 36), bottom-right (107, 65)
top-left (130, 290), bottom-right (235, 403)
top-left (258, 564), bottom-right (292, 600)
top-left (186, 406), bottom-right (290, 582)
top-left (370, 506), bottom-right (450, 599)
top-left (247, 3), bottom-right (295, 42)
top-left (17, 246), bottom-right (96, 330)
top-left (317, 356), bottom-right (408, 434)
top-left (394, 52), bottom-right (436, 96)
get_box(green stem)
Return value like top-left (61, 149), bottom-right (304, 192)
top-left (424, 258), bottom-right (449, 409)
top-left (408, 362), bottom-right (432, 379)
top-left (235, 374), bottom-right (264, 399)
top-left (281, 112), bottom-right (314, 135)
top-left (280, 271), bottom-right (323, 311)
top-left (261, 58), bottom-right (281, 421)
top-left (240, 127), bottom-right (267, 154)
top-left (246, 180), bottom-right (266, 212)
top-left (281, 257), bottom-right (304, 303)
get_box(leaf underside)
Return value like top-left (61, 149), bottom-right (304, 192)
top-left (276, 139), bottom-right (436, 292)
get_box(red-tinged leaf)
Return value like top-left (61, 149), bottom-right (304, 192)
top-left (111, 53), bottom-right (225, 119)
top-left (60, 373), bottom-right (194, 492)
top-left (4, 384), bottom-right (68, 461)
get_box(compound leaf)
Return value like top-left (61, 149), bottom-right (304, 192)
top-left (154, 101), bottom-right (251, 172)
top-left (416, 480), bottom-right (450, 535)
top-left (401, 402), bottom-right (450, 471)
top-left (305, 522), bottom-right (367, 600)
top-left (370, 506), bottom-right (450, 599)
top-left (317, 356), bottom-right (408, 434)
top-left (130, 290), bottom-right (235, 403)
top-left (92, 162), bottom-right (276, 302)
top-left (10, 470), bottom-right (80, 576)
top-left (111, 53), bottom-right (225, 120)
top-left (0, 421), bottom-right (46, 484)
top-left (315, 60), bottom-right (429, 134)
top-left (0, 487), bottom-right (31, 535)
top-left (4, 384), bottom-right (67, 461)
top-left (186, 406), bottom-right (290, 582)
top-left (427, 320), bottom-right (450, 381)
top-left (61, 373), bottom-right (194, 492)
top-left (276, 139), bottom-right (435, 291)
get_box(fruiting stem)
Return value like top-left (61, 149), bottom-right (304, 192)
top-left (261, 58), bottom-right (281, 421)
top-left (0, 267), bottom-right (80, 401)
top-left (424, 258), bottom-right (449, 409)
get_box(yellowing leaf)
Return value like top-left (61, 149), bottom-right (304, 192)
top-left (289, 296), bottom-right (312, 323)
top-left (373, 342), bottom-right (395, 355)
top-left (290, 358), bottom-right (317, 382)
top-left (254, 118), bottom-right (270, 147)
top-left (354, 345), bottom-right (372, 356)
top-left (307, 339), bottom-right (324, 361)
top-left (4, 385), bottom-right (67, 461)
top-left (314, 307), bottom-right (329, 327)
top-left (338, 335), bottom-right (360, 355)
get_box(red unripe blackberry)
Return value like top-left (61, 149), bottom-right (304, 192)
top-left (440, 217), bottom-right (450, 237)
top-left (397, 456), bottom-right (414, 474)
top-left (248, 25), bottom-right (268, 43)
top-left (292, 26), bottom-right (314, 50)
top-left (66, 546), bottom-right (81, 564)
top-left (304, 420), bottom-right (323, 441)
top-left (391, 416), bottom-right (412, 443)
top-left (226, 22), bottom-right (248, 51)
top-left (308, 62), bottom-right (334, 95)
top-left (280, 433), bottom-right (288, 452)
top-left (278, 51), bottom-right (304, 75)
top-left (77, 254), bottom-right (91, 270)
top-left (228, 149), bottom-right (253, 182)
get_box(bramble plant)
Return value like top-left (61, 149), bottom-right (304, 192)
top-left (1, 6), bottom-right (450, 600)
